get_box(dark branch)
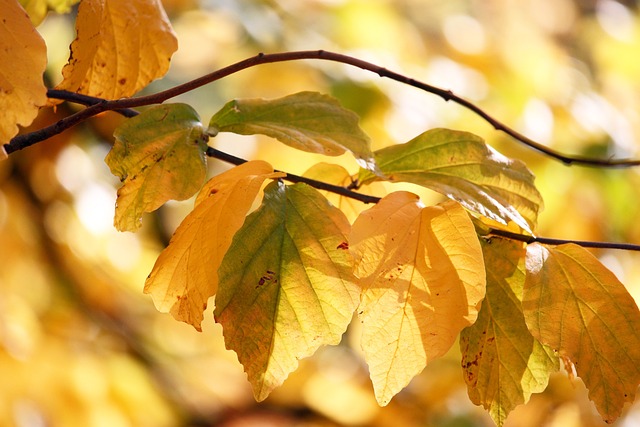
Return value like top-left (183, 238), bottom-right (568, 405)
top-left (7, 50), bottom-right (640, 167)
top-left (487, 229), bottom-right (640, 252)
top-left (205, 147), bottom-right (381, 204)
top-left (47, 89), bottom-right (139, 117)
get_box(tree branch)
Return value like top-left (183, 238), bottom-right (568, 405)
top-left (205, 147), bottom-right (381, 204)
top-left (7, 50), bottom-right (640, 167)
top-left (486, 228), bottom-right (640, 251)
top-left (205, 147), bottom-right (640, 252)
top-left (47, 89), bottom-right (139, 117)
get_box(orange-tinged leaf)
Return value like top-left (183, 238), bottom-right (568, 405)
top-left (349, 191), bottom-right (486, 405)
top-left (214, 181), bottom-right (360, 401)
top-left (0, 0), bottom-right (47, 143)
top-left (106, 103), bottom-right (207, 231)
top-left (460, 238), bottom-right (559, 426)
top-left (523, 243), bottom-right (640, 423)
top-left (55, 0), bottom-right (177, 99)
top-left (144, 161), bottom-right (284, 331)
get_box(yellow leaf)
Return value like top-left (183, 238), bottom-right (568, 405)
top-left (349, 192), bottom-right (486, 405)
top-left (524, 243), bottom-right (640, 423)
top-left (55, 0), bottom-right (177, 99)
top-left (144, 161), bottom-right (284, 331)
top-left (460, 238), bottom-right (558, 426)
top-left (0, 0), bottom-right (47, 143)
top-left (215, 181), bottom-right (360, 401)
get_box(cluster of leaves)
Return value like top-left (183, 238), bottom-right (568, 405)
top-left (3, 1), bottom-right (640, 426)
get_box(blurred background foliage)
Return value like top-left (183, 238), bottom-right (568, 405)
top-left (3, 0), bottom-right (640, 425)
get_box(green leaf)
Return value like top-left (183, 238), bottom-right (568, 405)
top-left (208, 91), bottom-right (377, 171)
top-left (214, 181), bottom-right (360, 401)
top-left (349, 192), bottom-right (486, 406)
top-left (460, 238), bottom-right (559, 426)
top-left (370, 128), bottom-right (543, 233)
top-left (106, 103), bottom-right (208, 232)
top-left (523, 243), bottom-right (640, 423)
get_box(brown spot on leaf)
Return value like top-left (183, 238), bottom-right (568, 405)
top-left (256, 270), bottom-right (276, 289)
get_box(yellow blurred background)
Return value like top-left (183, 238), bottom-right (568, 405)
top-left (3, 0), bottom-right (640, 426)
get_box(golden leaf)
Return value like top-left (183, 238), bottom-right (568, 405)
top-left (0, 0), bottom-right (47, 143)
top-left (55, 0), bottom-right (177, 99)
top-left (349, 191), bottom-right (486, 405)
top-left (144, 161), bottom-right (284, 331)
top-left (524, 243), bottom-right (640, 423)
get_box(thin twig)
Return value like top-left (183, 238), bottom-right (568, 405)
top-left (205, 147), bottom-right (381, 204)
top-left (47, 89), bottom-right (139, 117)
top-left (7, 50), bottom-right (640, 167)
top-left (486, 229), bottom-right (640, 251)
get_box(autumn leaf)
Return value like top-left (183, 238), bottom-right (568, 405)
top-left (349, 191), bottom-right (486, 406)
top-left (19, 0), bottom-right (80, 26)
top-left (55, 0), bottom-right (177, 99)
top-left (208, 91), bottom-right (378, 172)
top-left (460, 238), bottom-right (559, 426)
top-left (0, 0), bottom-right (47, 144)
top-left (105, 103), bottom-right (208, 232)
top-left (367, 128), bottom-right (543, 234)
top-left (214, 181), bottom-right (360, 401)
top-left (144, 161), bottom-right (284, 331)
top-left (523, 243), bottom-right (640, 423)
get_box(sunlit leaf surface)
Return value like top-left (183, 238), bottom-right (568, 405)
top-left (460, 238), bottom-right (558, 426)
top-left (524, 243), bottom-right (640, 423)
top-left (0, 0), bottom-right (47, 143)
top-left (215, 181), bottom-right (359, 401)
top-left (209, 91), bottom-right (377, 171)
top-left (55, 0), bottom-right (177, 99)
top-left (106, 103), bottom-right (207, 231)
top-left (371, 128), bottom-right (543, 233)
top-left (144, 161), bottom-right (284, 330)
top-left (349, 191), bottom-right (486, 405)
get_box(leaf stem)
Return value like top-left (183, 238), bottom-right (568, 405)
top-left (7, 50), bottom-right (640, 167)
